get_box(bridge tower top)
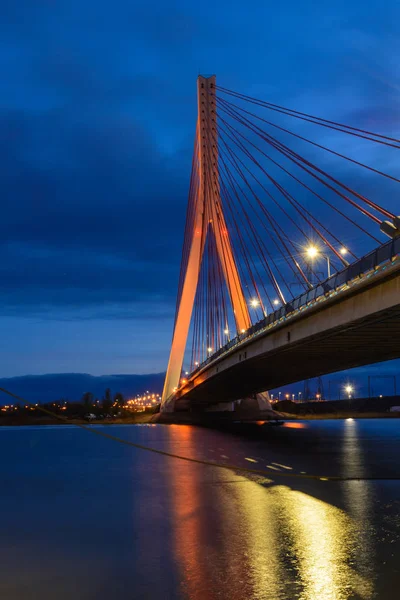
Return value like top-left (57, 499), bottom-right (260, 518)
top-left (197, 75), bottom-right (250, 333)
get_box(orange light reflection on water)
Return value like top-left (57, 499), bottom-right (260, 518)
top-left (166, 425), bottom-right (216, 600)
top-left (283, 421), bottom-right (308, 429)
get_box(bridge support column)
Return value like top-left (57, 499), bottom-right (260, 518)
top-left (204, 392), bottom-right (273, 415)
top-left (235, 392), bottom-right (273, 413)
top-left (160, 396), bottom-right (176, 413)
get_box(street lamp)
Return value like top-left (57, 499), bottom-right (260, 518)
top-left (345, 385), bottom-right (353, 399)
top-left (306, 245), bottom-right (319, 260)
top-left (306, 245), bottom-right (331, 278)
top-left (250, 298), bottom-right (259, 308)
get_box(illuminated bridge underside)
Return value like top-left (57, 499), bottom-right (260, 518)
top-left (171, 261), bottom-right (400, 408)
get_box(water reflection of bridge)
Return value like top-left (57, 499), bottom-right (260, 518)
top-left (165, 421), bottom-right (377, 600)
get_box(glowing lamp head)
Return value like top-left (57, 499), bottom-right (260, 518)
top-left (345, 385), bottom-right (353, 394)
top-left (273, 299), bottom-right (279, 306)
top-left (306, 245), bottom-right (319, 259)
top-left (340, 247), bottom-right (348, 256)
top-left (250, 298), bottom-right (259, 308)
top-left (224, 329), bottom-right (229, 335)
top-left (207, 347), bottom-right (213, 353)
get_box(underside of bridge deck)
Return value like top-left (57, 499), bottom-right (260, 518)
top-left (177, 303), bottom-right (400, 408)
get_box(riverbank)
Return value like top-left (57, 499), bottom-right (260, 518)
top-left (279, 411), bottom-right (400, 419)
top-left (1, 410), bottom-right (400, 426)
top-left (0, 413), bottom-right (155, 426)
top-left (274, 396), bottom-right (400, 418)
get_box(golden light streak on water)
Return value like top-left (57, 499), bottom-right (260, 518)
top-left (162, 424), bottom-right (375, 599)
top-left (224, 477), bottom-right (284, 600)
top-left (274, 485), bottom-right (373, 600)
top-left (341, 419), bottom-right (375, 598)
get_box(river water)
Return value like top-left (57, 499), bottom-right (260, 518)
top-left (1, 419), bottom-right (400, 599)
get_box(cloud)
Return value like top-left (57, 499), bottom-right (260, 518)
top-left (1, 0), bottom-right (399, 376)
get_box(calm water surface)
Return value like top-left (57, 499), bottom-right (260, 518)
top-left (1, 419), bottom-right (400, 599)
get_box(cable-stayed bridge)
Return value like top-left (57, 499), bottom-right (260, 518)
top-left (161, 75), bottom-right (400, 414)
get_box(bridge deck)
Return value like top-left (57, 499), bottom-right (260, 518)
top-left (169, 239), bottom-right (400, 408)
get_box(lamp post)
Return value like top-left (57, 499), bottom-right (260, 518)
top-left (306, 245), bottom-right (331, 279)
top-left (345, 385), bottom-right (353, 399)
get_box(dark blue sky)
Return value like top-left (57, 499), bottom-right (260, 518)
top-left (1, 0), bottom-right (400, 377)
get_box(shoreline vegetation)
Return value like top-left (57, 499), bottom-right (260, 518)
top-left (1, 394), bottom-right (399, 426)
top-left (0, 413), bottom-right (156, 427)
top-left (1, 410), bottom-right (400, 427)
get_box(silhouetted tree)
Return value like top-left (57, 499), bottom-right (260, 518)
top-left (102, 388), bottom-right (113, 413)
top-left (82, 392), bottom-right (93, 410)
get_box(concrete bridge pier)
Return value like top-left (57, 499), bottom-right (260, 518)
top-left (206, 391), bottom-right (272, 413)
top-left (157, 391), bottom-right (281, 423)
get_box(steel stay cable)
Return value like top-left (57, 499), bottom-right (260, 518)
top-left (218, 136), bottom-right (308, 296)
top-left (218, 134), bottom-right (314, 290)
top-left (219, 176), bottom-right (270, 312)
top-left (0, 385), bottom-right (399, 482)
top-left (218, 120), bottom-right (351, 269)
top-left (202, 105), bottom-right (253, 332)
top-left (218, 100), bottom-right (386, 225)
top-left (217, 98), bottom-right (393, 222)
top-left (216, 85), bottom-right (400, 143)
top-left (216, 86), bottom-right (400, 149)
top-left (218, 95), bottom-right (400, 185)
top-left (218, 116), bottom-right (358, 264)
top-left (217, 150), bottom-right (281, 306)
top-left (204, 128), bottom-right (230, 348)
top-left (216, 104), bottom-right (381, 245)
top-left (219, 163), bottom-right (298, 301)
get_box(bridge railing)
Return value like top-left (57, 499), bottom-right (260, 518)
top-left (189, 237), bottom-right (400, 377)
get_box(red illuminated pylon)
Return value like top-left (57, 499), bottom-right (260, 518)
top-left (162, 76), bottom-right (250, 406)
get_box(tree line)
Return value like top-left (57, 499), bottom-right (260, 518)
top-left (81, 388), bottom-right (124, 413)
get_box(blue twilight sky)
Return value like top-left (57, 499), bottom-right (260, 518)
top-left (1, 0), bottom-right (400, 378)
